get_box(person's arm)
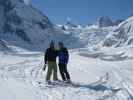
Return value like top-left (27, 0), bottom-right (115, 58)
top-left (65, 48), bottom-right (69, 64)
top-left (44, 49), bottom-right (48, 64)
top-left (42, 49), bottom-right (48, 71)
top-left (56, 49), bottom-right (59, 57)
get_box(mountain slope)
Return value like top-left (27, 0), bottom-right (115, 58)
top-left (102, 16), bottom-right (133, 47)
top-left (0, 0), bottom-right (81, 51)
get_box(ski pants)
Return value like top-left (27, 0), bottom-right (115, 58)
top-left (58, 63), bottom-right (70, 81)
top-left (46, 61), bottom-right (58, 81)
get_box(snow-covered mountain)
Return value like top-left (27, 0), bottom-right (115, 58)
top-left (114, 19), bottom-right (124, 26)
top-left (56, 16), bottom-right (124, 49)
top-left (0, 0), bottom-right (81, 51)
top-left (23, 0), bottom-right (32, 5)
top-left (94, 16), bottom-right (123, 28)
top-left (57, 22), bottom-right (117, 48)
top-left (0, 0), bottom-right (51, 49)
top-left (0, 0), bottom-right (132, 52)
top-left (102, 16), bottom-right (133, 47)
top-left (96, 16), bottom-right (114, 28)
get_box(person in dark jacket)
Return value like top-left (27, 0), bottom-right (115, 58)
top-left (58, 42), bottom-right (71, 82)
top-left (44, 41), bottom-right (58, 81)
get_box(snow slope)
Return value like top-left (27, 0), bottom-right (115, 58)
top-left (0, 46), bottom-right (133, 100)
top-left (102, 16), bottom-right (133, 47)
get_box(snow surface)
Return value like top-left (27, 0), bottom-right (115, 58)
top-left (0, 46), bottom-right (133, 100)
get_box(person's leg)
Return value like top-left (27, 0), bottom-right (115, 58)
top-left (59, 63), bottom-right (66, 81)
top-left (64, 64), bottom-right (70, 80)
top-left (46, 62), bottom-right (52, 81)
top-left (52, 62), bottom-right (58, 81)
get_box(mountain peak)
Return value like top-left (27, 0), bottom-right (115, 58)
top-left (0, 0), bottom-right (54, 50)
top-left (23, 0), bottom-right (31, 5)
top-left (96, 16), bottom-right (114, 27)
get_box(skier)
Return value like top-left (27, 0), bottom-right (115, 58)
top-left (43, 41), bottom-right (58, 82)
top-left (58, 42), bottom-right (71, 83)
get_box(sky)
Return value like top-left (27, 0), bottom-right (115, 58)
top-left (32, 0), bottom-right (133, 25)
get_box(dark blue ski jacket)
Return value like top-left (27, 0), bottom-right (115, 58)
top-left (58, 47), bottom-right (69, 64)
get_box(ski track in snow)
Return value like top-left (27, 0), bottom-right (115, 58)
top-left (0, 51), bottom-right (133, 100)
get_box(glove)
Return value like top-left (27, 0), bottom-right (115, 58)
top-left (43, 64), bottom-right (47, 71)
